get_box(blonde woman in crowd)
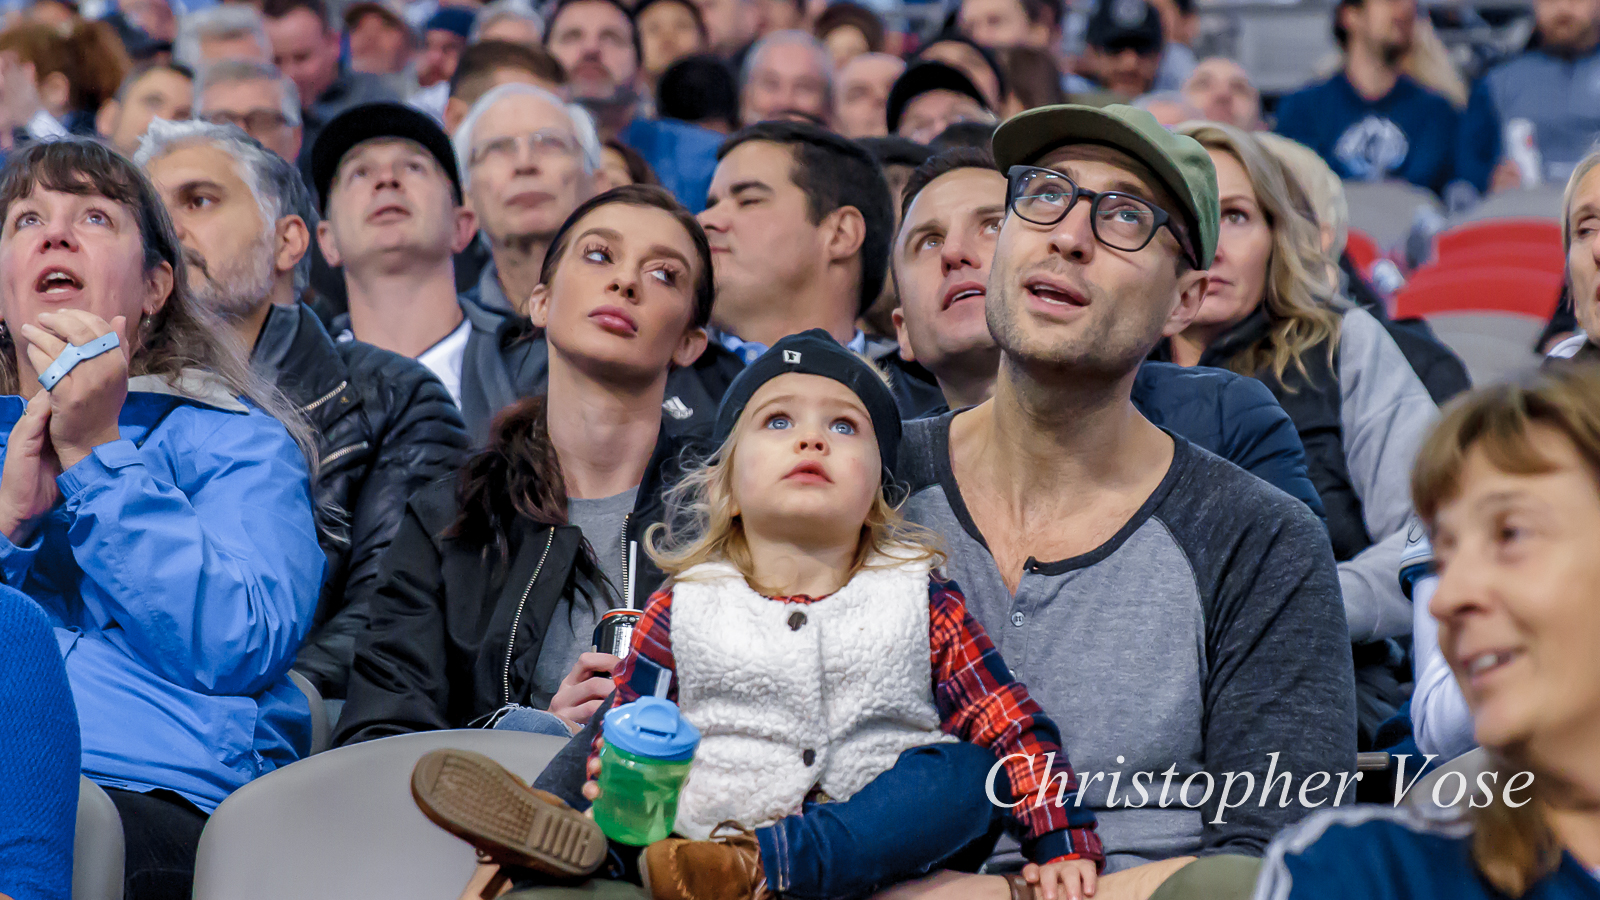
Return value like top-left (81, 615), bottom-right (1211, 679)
top-left (1163, 122), bottom-right (1438, 745)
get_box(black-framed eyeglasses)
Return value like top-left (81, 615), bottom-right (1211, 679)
top-left (1006, 165), bottom-right (1196, 268)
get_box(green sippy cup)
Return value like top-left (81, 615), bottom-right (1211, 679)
top-left (592, 696), bottom-right (701, 846)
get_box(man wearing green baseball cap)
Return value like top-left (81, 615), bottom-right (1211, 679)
top-left (894, 104), bottom-right (1355, 898)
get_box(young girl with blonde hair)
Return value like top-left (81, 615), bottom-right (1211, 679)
top-left (415, 330), bottom-right (1103, 900)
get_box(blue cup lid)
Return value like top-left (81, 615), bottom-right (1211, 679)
top-left (603, 697), bottom-right (700, 761)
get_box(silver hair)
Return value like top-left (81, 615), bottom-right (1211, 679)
top-left (740, 29), bottom-right (835, 96)
top-left (1564, 143), bottom-right (1600, 338)
top-left (452, 82), bottom-right (602, 191)
top-left (135, 118), bottom-right (314, 298)
top-left (174, 5), bottom-right (273, 72)
top-left (1564, 143), bottom-right (1600, 254)
top-left (470, 0), bottom-right (545, 42)
top-left (195, 59), bottom-right (302, 128)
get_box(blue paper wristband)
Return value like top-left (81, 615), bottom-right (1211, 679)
top-left (37, 332), bottom-right (120, 391)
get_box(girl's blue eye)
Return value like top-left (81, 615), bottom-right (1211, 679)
top-left (830, 419), bottom-right (856, 435)
top-left (766, 414), bottom-right (791, 430)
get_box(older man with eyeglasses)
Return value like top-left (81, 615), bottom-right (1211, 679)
top-left (196, 59), bottom-right (305, 164)
top-left (452, 83), bottom-right (599, 320)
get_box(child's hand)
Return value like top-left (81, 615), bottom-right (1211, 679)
top-left (581, 751), bottom-right (601, 803)
top-left (1022, 858), bottom-right (1097, 900)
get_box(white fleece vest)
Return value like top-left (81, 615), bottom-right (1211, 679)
top-left (670, 552), bottom-right (955, 839)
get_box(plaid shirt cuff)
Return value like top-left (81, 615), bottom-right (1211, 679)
top-left (1028, 828), bottom-right (1105, 870)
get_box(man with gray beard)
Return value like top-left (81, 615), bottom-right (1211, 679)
top-left (138, 119), bottom-right (469, 700)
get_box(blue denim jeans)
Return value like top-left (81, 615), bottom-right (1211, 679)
top-left (492, 706), bottom-right (575, 737)
top-left (754, 741), bottom-right (1005, 900)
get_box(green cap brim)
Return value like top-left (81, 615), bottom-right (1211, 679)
top-left (991, 104), bottom-right (1217, 268)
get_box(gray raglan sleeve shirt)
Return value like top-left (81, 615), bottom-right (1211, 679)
top-left (1163, 454), bottom-right (1360, 858)
top-left (900, 419), bottom-right (1359, 867)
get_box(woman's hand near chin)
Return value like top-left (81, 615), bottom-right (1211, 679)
top-left (0, 391), bottom-right (60, 544)
top-left (20, 310), bottom-right (129, 471)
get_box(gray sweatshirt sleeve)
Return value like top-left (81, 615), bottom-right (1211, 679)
top-left (1337, 308), bottom-right (1440, 642)
top-left (1177, 462), bottom-right (1358, 858)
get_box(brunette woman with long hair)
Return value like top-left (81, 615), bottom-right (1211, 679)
top-left (337, 185), bottom-right (714, 744)
top-left (0, 139), bottom-right (320, 900)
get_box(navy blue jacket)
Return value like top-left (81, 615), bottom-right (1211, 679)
top-left (1256, 803), bottom-right (1600, 900)
top-left (1275, 73), bottom-right (1459, 195)
top-left (1133, 362), bottom-right (1325, 519)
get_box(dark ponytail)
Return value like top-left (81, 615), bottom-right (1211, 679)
top-left (449, 397), bottom-right (569, 549)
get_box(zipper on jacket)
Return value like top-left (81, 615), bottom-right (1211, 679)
top-left (320, 440), bottom-right (370, 468)
top-left (620, 513), bottom-right (636, 609)
top-left (301, 380), bottom-right (349, 414)
top-left (503, 529), bottom-right (556, 707)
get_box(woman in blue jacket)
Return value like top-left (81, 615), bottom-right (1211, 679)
top-left (0, 139), bottom-right (323, 900)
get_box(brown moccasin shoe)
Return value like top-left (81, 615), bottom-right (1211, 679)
top-left (639, 822), bottom-right (770, 900)
top-left (412, 748), bottom-right (607, 877)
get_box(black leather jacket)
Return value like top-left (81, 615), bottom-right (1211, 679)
top-left (335, 427), bottom-right (705, 746)
top-left (256, 303), bottom-right (470, 698)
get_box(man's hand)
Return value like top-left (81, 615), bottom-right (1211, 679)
top-left (21, 310), bottom-right (129, 470)
top-left (549, 651), bottom-right (620, 731)
top-left (1022, 858), bottom-right (1097, 900)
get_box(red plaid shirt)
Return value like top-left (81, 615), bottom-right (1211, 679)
top-left (594, 574), bottom-right (1103, 868)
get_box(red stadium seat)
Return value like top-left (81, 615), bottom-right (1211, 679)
top-left (1393, 265), bottom-right (1562, 320)
top-left (1434, 218), bottom-right (1563, 265)
top-left (1346, 229), bottom-right (1381, 273)
top-left (1432, 242), bottom-right (1565, 277)
top-left (1393, 266), bottom-right (1560, 384)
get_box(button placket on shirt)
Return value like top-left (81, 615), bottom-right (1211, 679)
top-left (1008, 562), bottom-right (1046, 665)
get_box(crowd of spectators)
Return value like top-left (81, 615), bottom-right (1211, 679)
top-left (0, 0), bottom-right (1598, 898)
